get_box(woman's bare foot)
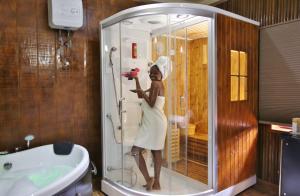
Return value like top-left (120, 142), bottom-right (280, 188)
top-left (152, 181), bottom-right (161, 190)
top-left (144, 179), bottom-right (161, 190)
top-left (145, 177), bottom-right (155, 191)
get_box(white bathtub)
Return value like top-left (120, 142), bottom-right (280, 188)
top-left (0, 144), bottom-right (90, 196)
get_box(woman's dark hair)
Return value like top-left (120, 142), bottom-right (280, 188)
top-left (151, 65), bottom-right (162, 76)
top-left (151, 64), bottom-right (159, 71)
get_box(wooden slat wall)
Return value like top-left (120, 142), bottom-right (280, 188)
top-left (152, 36), bottom-right (209, 135)
top-left (152, 37), bottom-right (186, 116)
top-left (189, 38), bottom-right (208, 134)
top-left (187, 135), bottom-right (208, 164)
top-left (257, 123), bottom-right (282, 185)
top-left (217, 0), bottom-right (300, 27)
top-left (216, 14), bottom-right (259, 191)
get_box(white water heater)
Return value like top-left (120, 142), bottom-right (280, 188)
top-left (48, 0), bottom-right (83, 30)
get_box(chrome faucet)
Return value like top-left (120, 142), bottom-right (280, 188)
top-left (0, 151), bottom-right (9, 155)
top-left (24, 134), bottom-right (35, 148)
top-left (0, 135), bottom-right (34, 155)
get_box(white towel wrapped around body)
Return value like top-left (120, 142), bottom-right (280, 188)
top-left (133, 96), bottom-right (167, 150)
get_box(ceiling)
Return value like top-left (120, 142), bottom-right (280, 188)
top-left (177, 21), bottom-right (208, 39)
top-left (133, 0), bottom-right (227, 6)
top-left (122, 14), bottom-right (204, 31)
top-left (122, 14), bottom-right (209, 40)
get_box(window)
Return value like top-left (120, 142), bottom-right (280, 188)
top-left (230, 50), bottom-right (248, 101)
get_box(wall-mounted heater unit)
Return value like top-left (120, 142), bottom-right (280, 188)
top-left (48, 0), bottom-right (83, 30)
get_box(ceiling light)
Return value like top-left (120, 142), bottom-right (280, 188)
top-left (122, 20), bottom-right (133, 25)
top-left (176, 14), bottom-right (190, 19)
top-left (148, 20), bottom-right (161, 24)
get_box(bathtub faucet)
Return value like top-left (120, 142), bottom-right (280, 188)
top-left (24, 134), bottom-right (35, 148)
top-left (0, 151), bottom-right (9, 155)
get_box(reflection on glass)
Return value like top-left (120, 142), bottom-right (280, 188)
top-left (151, 21), bottom-right (209, 185)
top-left (230, 50), bottom-right (248, 101)
top-left (239, 52), bottom-right (247, 76)
top-left (231, 76), bottom-right (239, 101)
top-left (203, 44), bottom-right (208, 64)
top-left (240, 77), bottom-right (247, 100)
top-left (230, 50), bottom-right (239, 75)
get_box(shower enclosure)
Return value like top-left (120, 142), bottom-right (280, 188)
top-left (100, 3), bottom-right (259, 196)
top-left (101, 4), bottom-right (215, 196)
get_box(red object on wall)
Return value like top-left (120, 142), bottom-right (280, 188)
top-left (121, 68), bottom-right (140, 80)
top-left (132, 43), bottom-right (137, 59)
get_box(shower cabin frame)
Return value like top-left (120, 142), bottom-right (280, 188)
top-left (100, 3), bottom-right (259, 196)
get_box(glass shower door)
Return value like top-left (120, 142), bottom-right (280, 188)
top-left (101, 22), bottom-right (124, 185)
top-left (149, 15), bottom-right (192, 181)
top-left (114, 14), bottom-right (210, 192)
top-left (164, 26), bottom-right (189, 175)
top-left (119, 17), bottom-right (167, 188)
top-left (119, 15), bottom-right (182, 189)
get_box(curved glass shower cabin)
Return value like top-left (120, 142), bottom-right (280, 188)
top-left (101, 3), bottom-right (216, 196)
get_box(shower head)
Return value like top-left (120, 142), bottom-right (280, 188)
top-left (106, 113), bottom-right (112, 119)
top-left (109, 47), bottom-right (117, 66)
top-left (111, 47), bottom-right (117, 52)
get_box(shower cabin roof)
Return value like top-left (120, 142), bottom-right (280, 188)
top-left (100, 3), bottom-right (260, 28)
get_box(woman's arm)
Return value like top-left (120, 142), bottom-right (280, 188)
top-left (130, 88), bottom-right (150, 94)
top-left (134, 77), bottom-right (143, 98)
top-left (131, 77), bottom-right (154, 100)
top-left (139, 82), bottom-right (160, 107)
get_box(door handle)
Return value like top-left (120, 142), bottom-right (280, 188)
top-left (180, 96), bottom-right (185, 109)
top-left (118, 97), bottom-right (126, 116)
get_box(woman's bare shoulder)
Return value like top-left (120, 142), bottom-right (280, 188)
top-left (151, 81), bottom-right (162, 87)
top-left (151, 81), bottom-right (164, 95)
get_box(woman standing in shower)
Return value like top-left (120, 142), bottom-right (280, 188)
top-left (130, 56), bottom-right (169, 191)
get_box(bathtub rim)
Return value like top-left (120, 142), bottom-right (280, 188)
top-left (0, 144), bottom-right (90, 196)
top-left (54, 162), bottom-right (92, 196)
top-left (34, 144), bottom-right (90, 196)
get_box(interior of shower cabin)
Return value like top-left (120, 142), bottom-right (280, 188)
top-left (101, 13), bottom-right (215, 195)
top-left (151, 20), bottom-right (209, 183)
top-left (2, 1), bottom-right (300, 196)
top-left (101, 4), bottom-right (260, 194)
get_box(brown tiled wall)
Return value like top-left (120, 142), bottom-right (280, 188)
top-left (0, 0), bottom-right (141, 173)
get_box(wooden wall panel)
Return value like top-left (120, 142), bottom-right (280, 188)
top-left (257, 123), bottom-right (282, 185)
top-left (217, 14), bottom-right (259, 191)
top-left (152, 37), bottom-right (209, 135)
top-left (152, 37), bottom-right (186, 117)
top-left (217, 0), bottom-right (300, 27)
top-left (0, 0), bottom-right (141, 184)
top-left (217, 0), bottom-right (300, 188)
top-left (189, 38), bottom-right (208, 134)
top-left (152, 36), bottom-right (209, 183)
top-left (171, 38), bottom-right (187, 117)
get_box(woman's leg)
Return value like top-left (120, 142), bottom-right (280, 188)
top-left (151, 150), bottom-right (162, 190)
top-left (131, 146), bottom-right (154, 190)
